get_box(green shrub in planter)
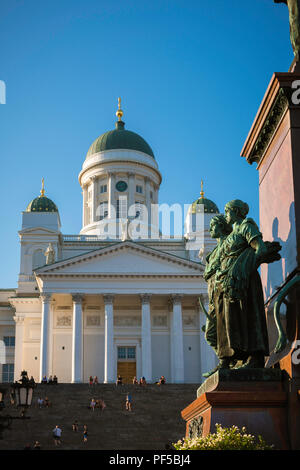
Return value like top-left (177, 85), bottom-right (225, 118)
top-left (173, 424), bottom-right (274, 450)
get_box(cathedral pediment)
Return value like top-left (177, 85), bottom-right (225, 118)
top-left (19, 227), bottom-right (60, 236)
top-left (34, 241), bottom-right (203, 278)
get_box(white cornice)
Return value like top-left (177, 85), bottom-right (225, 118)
top-left (37, 273), bottom-right (202, 279)
top-left (80, 148), bottom-right (160, 178)
top-left (34, 240), bottom-right (203, 275)
top-left (9, 297), bottom-right (41, 306)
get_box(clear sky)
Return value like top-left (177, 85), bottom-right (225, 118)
top-left (0, 0), bottom-right (293, 287)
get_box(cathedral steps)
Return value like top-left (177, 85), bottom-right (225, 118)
top-left (0, 383), bottom-right (198, 450)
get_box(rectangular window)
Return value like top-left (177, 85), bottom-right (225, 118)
top-left (135, 201), bottom-right (143, 219)
top-left (118, 347), bottom-right (126, 359)
top-left (99, 201), bottom-right (108, 220)
top-left (136, 185), bottom-right (143, 194)
top-left (116, 197), bottom-right (127, 219)
top-left (2, 363), bottom-right (14, 382)
top-left (100, 184), bottom-right (107, 194)
top-left (3, 337), bottom-right (15, 347)
top-left (127, 347), bottom-right (136, 359)
top-left (117, 346), bottom-right (136, 360)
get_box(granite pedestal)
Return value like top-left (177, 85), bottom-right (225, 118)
top-left (181, 369), bottom-right (289, 450)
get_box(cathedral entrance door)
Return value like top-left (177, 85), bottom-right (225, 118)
top-left (117, 346), bottom-right (136, 384)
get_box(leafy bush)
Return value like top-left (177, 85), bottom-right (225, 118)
top-left (173, 424), bottom-right (274, 450)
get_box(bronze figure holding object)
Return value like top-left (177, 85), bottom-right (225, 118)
top-left (201, 200), bottom-right (282, 375)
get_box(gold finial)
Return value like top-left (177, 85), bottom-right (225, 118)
top-left (200, 179), bottom-right (204, 198)
top-left (40, 177), bottom-right (45, 197)
top-left (116, 97), bottom-right (124, 121)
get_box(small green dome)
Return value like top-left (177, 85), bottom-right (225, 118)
top-left (190, 196), bottom-right (219, 214)
top-left (26, 195), bottom-right (58, 213)
top-left (86, 121), bottom-right (155, 159)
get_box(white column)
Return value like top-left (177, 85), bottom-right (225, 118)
top-left (39, 293), bottom-right (52, 382)
top-left (71, 294), bottom-right (84, 383)
top-left (82, 184), bottom-right (88, 227)
top-left (128, 173), bottom-right (135, 214)
top-left (108, 173), bottom-right (116, 218)
top-left (140, 294), bottom-right (152, 382)
top-left (170, 294), bottom-right (184, 383)
top-left (145, 177), bottom-right (151, 217)
top-left (13, 316), bottom-right (25, 381)
top-left (151, 183), bottom-right (159, 239)
top-left (154, 182), bottom-right (159, 204)
top-left (90, 177), bottom-right (97, 223)
top-left (104, 294), bottom-right (114, 383)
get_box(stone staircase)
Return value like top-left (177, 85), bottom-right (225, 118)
top-left (0, 383), bottom-right (198, 450)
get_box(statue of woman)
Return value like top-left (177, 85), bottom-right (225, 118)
top-left (201, 214), bottom-right (232, 377)
top-left (214, 199), bottom-right (281, 369)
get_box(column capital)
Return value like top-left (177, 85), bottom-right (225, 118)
top-left (103, 294), bottom-right (114, 305)
top-left (140, 293), bottom-right (152, 305)
top-left (13, 315), bottom-right (25, 324)
top-left (40, 293), bottom-right (52, 303)
top-left (72, 293), bottom-right (85, 304)
top-left (171, 294), bottom-right (183, 305)
top-left (128, 172), bottom-right (135, 178)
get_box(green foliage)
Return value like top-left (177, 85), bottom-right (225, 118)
top-left (173, 424), bottom-right (274, 450)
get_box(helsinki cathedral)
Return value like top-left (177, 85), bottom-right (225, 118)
top-left (0, 100), bottom-right (220, 384)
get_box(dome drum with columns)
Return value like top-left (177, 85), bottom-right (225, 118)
top-left (79, 99), bottom-right (162, 239)
top-left (0, 100), bottom-right (220, 385)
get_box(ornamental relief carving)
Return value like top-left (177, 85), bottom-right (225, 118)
top-left (114, 316), bottom-right (141, 327)
top-left (86, 315), bottom-right (101, 327)
top-left (188, 416), bottom-right (203, 439)
top-left (152, 315), bottom-right (168, 327)
top-left (183, 314), bottom-right (197, 328)
top-left (56, 314), bottom-right (72, 327)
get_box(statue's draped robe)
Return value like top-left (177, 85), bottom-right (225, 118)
top-left (215, 218), bottom-right (269, 359)
top-left (203, 244), bottom-right (223, 351)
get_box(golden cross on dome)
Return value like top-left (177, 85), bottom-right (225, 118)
top-left (116, 97), bottom-right (124, 121)
top-left (40, 177), bottom-right (45, 197)
top-left (200, 179), bottom-right (205, 198)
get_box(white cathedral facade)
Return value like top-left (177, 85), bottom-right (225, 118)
top-left (0, 102), bottom-right (220, 384)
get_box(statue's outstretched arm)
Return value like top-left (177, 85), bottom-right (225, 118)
top-left (250, 237), bottom-right (268, 265)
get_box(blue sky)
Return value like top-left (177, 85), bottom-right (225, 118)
top-left (0, 0), bottom-right (293, 287)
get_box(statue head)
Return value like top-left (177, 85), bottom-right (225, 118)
top-left (209, 214), bottom-right (232, 239)
top-left (224, 199), bottom-right (249, 224)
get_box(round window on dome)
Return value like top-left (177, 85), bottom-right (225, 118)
top-left (116, 181), bottom-right (128, 192)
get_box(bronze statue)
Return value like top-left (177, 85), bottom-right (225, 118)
top-left (201, 200), bottom-right (282, 372)
top-left (199, 215), bottom-right (232, 377)
top-left (275, 0), bottom-right (300, 60)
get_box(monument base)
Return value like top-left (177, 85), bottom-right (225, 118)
top-left (181, 369), bottom-right (290, 450)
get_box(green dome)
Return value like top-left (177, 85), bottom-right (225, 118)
top-left (190, 196), bottom-right (219, 214)
top-left (86, 121), bottom-right (155, 159)
top-left (26, 195), bottom-right (58, 213)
